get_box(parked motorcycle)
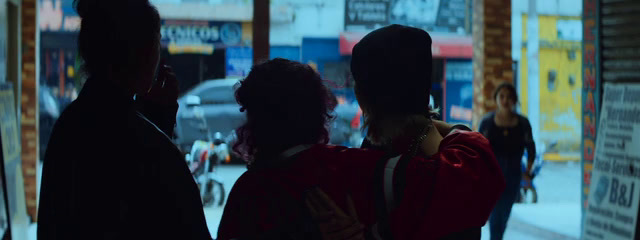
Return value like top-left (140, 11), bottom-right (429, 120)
top-left (517, 141), bottom-right (555, 203)
top-left (184, 96), bottom-right (233, 207)
top-left (186, 134), bottom-right (229, 207)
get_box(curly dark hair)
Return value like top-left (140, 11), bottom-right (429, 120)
top-left (233, 58), bottom-right (337, 167)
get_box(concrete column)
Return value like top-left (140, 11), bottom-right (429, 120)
top-left (20, 0), bottom-right (38, 221)
top-left (526, 0), bottom-right (540, 143)
top-left (472, 0), bottom-right (513, 129)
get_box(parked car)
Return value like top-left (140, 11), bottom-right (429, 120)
top-left (174, 78), bottom-right (245, 160)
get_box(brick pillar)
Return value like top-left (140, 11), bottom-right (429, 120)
top-left (471, 0), bottom-right (513, 129)
top-left (21, 0), bottom-right (38, 221)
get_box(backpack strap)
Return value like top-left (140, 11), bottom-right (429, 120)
top-left (383, 155), bottom-right (402, 214)
top-left (372, 152), bottom-right (403, 240)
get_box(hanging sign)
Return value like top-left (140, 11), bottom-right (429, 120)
top-left (583, 84), bottom-right (640, 240)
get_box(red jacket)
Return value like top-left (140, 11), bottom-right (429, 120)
top-left (218, 131), bottom-right (505, 240)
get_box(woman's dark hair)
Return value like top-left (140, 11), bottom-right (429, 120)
top-left (74, 0), bottom-right (161, 77)
top-left (493, 82), bottom-right (519, 103)
top-left (233, 58), bottom-right (337, 166)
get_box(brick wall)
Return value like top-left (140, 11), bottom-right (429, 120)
top-left (21, 0), bottom-right (38, 221)
top-left (472, 0), bottom-right (513, 129)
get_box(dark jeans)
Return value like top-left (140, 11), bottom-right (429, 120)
top-left (489, 179), bottom-right (520, 240)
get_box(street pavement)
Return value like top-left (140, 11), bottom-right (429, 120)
top-left (29, 160), bottom-right (582, 240)
top-left (207, 162), bottom-right (582, 240)
top-left (481, 161), bottom-right (583, 240)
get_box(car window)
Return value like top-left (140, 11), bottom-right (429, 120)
top-left (197, 85), bottom-right (236, 104)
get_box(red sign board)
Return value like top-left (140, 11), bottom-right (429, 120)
top-left (339, 32), bottom-right (473, 58)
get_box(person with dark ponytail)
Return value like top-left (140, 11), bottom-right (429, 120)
top-left (38, 0), bottom-right (211, 239)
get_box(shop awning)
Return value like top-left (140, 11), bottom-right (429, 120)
top-left (339, 32), bottom-right (473, 58)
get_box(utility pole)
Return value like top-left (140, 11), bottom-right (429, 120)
top-left (253, 0), bottom-right (270, 64)
top-left (527, 0), bottom-right (540, 144)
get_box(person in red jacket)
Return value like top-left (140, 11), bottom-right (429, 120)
top-left (350, 24), bottom-right (505, 239)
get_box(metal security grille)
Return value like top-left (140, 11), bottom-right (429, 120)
top-left (601, 0), bottom-right (640, 83)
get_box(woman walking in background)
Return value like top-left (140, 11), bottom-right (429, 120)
top-left (479, 83), bottom-right (537, 240)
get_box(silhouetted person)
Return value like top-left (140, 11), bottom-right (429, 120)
top-left (217, 56), bottom-right (504, 240)
top-left (478, 83), bottom-right (536, 240)
top-left (37, 0), bottom-right (211, 239)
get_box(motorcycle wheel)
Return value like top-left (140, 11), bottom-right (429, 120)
top-left (202, 180), bottom-right (226, 207)
top-left (213, 181), bottom-right (226, 206)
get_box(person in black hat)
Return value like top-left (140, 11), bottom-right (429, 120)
top-left (349, 24), bottom-right (505, 239)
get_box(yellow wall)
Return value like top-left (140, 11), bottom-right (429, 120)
top-left (520, 14), bottom-right (583, 152)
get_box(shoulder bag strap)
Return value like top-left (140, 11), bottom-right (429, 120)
top-left (372, 153), bottom-right (401, 240)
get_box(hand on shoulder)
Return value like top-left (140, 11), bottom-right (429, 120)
top-left (421, 121), bottom-right (445, 156)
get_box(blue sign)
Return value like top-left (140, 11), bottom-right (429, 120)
top-left (225, 47), bottom-right (252, 77)
top-left (445, 60), bottom-right (473, 125)
top-left (301, 38), bottom-right (342, 75)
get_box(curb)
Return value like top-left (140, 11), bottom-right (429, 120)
top-left (509, 217), bottom-right (579, 240)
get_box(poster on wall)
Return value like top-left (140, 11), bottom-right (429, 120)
top-left (390, 0), bottom-right (471, 34)
top-left (345, 0), bottom-right (472, 35)
top-left (0, 83), bottom-right (19, 237)
top-left (445, 60), bottom-right (473, 125)
top-left (225, 47), bottom-right (252, 77)
top-left (582, 84), bottom-right (640, 240)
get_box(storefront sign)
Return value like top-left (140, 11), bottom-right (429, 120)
top-left (344, 0), bottom-right (390, 31)
top-left (582, 0), bottom-right (601, 228)
top-left (345, 0), bottom-right (471, 35)
top-left (390, 0), bottom-right (471, 35)
top-left (433, 0), bottom-right (470, 34)
top-left (161, 20), bottom-right (244, 55)
top-left (583, 84), bottom-right (640, 240)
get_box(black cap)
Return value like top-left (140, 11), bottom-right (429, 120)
top-left (351, 24), bottom-right (433, 115)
